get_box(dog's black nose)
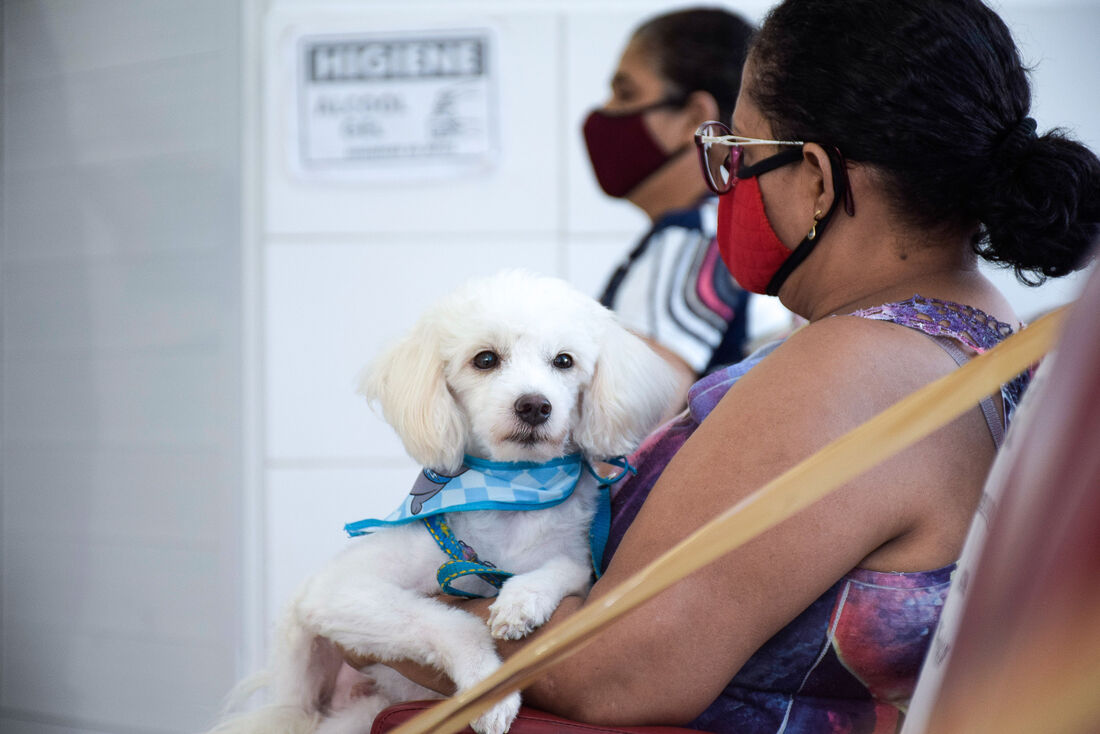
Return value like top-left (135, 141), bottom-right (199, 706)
top-left (514, 393), bottom-right (552, 426)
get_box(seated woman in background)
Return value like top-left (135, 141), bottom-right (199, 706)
top-left (366, 0), bottom-right (1100, 730)
top-left (582, 8), bottom-right (763, 398)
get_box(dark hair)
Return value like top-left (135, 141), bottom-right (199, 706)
top-left (750, 0), bottom-right (1099, 283)
top-left (632, 7), bottom-right (755, 127)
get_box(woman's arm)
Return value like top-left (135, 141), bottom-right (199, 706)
top-left (518, 316), bottom-right (990, 725)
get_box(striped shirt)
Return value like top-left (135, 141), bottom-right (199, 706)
top-left (599, 197), bottom-right (748, 373)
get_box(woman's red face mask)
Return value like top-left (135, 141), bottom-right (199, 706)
top-left (716, 173), bottom-right (798, 295)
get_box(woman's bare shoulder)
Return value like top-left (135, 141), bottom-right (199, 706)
top-left (731, 313), bottom-right (947, 413)
top-left (781, 311), bottom-right (934, 358)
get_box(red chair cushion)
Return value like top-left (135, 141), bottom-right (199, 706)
top-left (370, 701), bottom-right (705, 734)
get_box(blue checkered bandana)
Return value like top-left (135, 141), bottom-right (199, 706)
top-left (344, 454), bottom-right (586, 537)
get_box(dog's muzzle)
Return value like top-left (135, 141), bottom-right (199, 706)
top-left (514, 393), bottom-right (552, 427)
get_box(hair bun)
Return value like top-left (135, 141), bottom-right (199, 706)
top-left (975, 129), bottom-right (1100, 283)
top-left (994, 117), bottom-right (1038, 164)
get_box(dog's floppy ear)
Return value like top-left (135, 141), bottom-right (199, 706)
top-left (358, 320), bottom-right (467, 474)
top-left (574, 320), bottom-right (682, 459)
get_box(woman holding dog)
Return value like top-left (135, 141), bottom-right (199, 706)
top-left (582, 8), bottom-right (762, 396)
top-left (363, 0), bottom-right (1100, 730)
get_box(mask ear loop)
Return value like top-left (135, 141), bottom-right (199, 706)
top-left (598, 92), bottom-right (692, 118)
top-left (834, 147), bottom-right (856, 217)
top-left (764, 146), bottom-right (855, 297)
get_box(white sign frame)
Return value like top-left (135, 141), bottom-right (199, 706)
top-left (284, 24), bottom-right (500, 184)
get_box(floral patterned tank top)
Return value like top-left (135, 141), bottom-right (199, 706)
top-left (600, 296), bottom-right (1029, 734)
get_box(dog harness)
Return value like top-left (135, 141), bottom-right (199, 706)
top-left (344, 454), bottom-right (634, 597)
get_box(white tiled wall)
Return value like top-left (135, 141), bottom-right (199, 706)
top-left (1, 1), bottom-right (242, 732)
top-left (2, 1), bottom-right (1098, 733)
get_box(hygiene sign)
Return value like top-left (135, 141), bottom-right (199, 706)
top-left (291, 28), bottom-right (497, 181)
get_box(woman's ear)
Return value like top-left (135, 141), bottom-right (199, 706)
top-left (681, 90), bottom-right (721, 137)
top-left (358, 320), bottom-right (467, 474)
top-left (801, 142), bottom-right (838, 218)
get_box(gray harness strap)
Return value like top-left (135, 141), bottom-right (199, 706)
top-left (929, 335), bottom-right (1005, 449)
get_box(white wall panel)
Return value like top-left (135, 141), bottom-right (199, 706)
top-left (265, 237), bottom-right (560, 463)
top-left (3, 0), bottom-right (230, 80)
top-left (4, 536), bottom-right (229, 646)
top-left (3, 446), bottom-right (227, 549)
top-left (5, 57), bottom-right (229, 171)
top-left (981, 261), bottom-right (1092, 320)
top-left (563, 232), bottom-right (634, 298)
top-left (1, 2), bottom-right (242, 732)
top-left (3, 624), bottom-right (229, 731)
top-left (4, 352), bottom-right (232, 447)
top-left (4, 155), bottom-right (237, 261)
top-left (3, 254), bottom-right (230, 351)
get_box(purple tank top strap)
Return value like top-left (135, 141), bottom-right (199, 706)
top-left (848, 293), bottom-right (1030, 435)
top-left (847, 294), bottom-right (1016, 352)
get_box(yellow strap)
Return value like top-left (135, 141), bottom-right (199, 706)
top-left (391, 306), bottom-right (1069, 734)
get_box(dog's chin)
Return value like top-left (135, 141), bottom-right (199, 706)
top-left (486, 430), bottom-right (568, 464)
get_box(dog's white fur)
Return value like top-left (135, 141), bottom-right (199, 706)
top-left (210, 270), bottom-right (680, 734)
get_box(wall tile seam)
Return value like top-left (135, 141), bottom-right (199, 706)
top-left (0, 704), bottom-right (189, 734)
top-left (2, 532), bottom-right (226, 553)
top-left (0, 441), bottom-right (232, 454)
top-left (3, 48), bottom-right (237, 87)
top-left (0, 244), bottom-right (241, 267)
top-left (4, 146), bottom-right (236, 174)
top-left (265, 456), bottom-right (414, 469)
top-left (1, 343), bottom-right (232, 358)
top-left (0, 440), bottom-right (226, 452)
top-left (0, 621), bottom-right (235, 650)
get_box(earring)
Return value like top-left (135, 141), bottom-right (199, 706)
top-left (807, 210), bottom-right (823, 240)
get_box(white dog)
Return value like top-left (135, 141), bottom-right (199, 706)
top-left (212, 270), bottom-right (679, 734)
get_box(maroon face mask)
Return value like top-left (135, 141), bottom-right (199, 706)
top-left (582, 99), bottom-right (688, 198)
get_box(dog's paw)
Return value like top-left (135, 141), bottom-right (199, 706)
top-left (470, 691), bottom-right (521, 734)
top-left (487, 583), bottom-right (557, 640)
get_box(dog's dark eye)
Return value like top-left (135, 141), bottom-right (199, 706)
top-left (472, 350), bottom-right (499, 370)
top-left (552, 353), bottom-right (574, 370)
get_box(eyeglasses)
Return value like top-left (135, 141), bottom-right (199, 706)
top-left (694, 120), bottom-right (804, 195)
